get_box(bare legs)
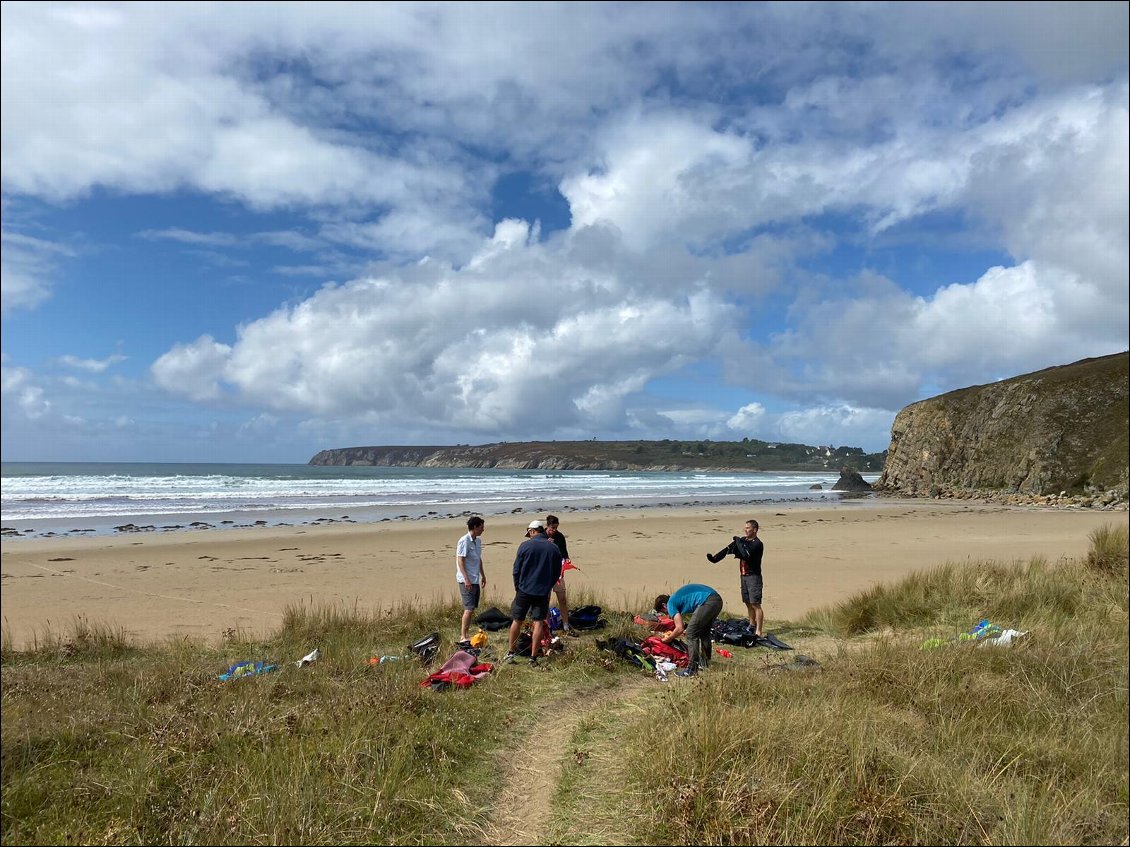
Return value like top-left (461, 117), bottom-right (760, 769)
top-left (746, 602), bottom-right (764, 637)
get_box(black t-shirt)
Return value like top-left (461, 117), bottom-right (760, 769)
top-left (549, 529), bottom-right (569, 560)
top-left (732, 536), bottom-right (764, 577)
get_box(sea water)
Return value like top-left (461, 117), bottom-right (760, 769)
top-left (1, 462), bottom-right (878, 538)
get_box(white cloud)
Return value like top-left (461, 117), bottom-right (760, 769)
top-left (150, 336), bottom-right (233, 402)
top-left (138, 228), bottom-right (239, 247)
top-left (727, 403), bottom-right (767, 433)
top-left (56, 354), bottom-right (128, 373)
top-left (148, 227), bottom-right (734, 434)
top-left (1, 3), bottom-right (1126, 460)
top-left (774, 405), bottom-right (896, 452)
top-left (1, 360), bottom-right (50, 420)
top-left (0, 231), bottom-right (73, 315)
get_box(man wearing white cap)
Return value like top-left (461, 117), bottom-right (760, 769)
top-left (504, 520), bottom-right (564, 666)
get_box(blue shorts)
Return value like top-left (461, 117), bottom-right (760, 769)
top-left (741, 573), bottom-right (763, 605)
top-left (510, 590), bottom-right (551, 622)
top-left (459, 583), bottom-right (481, 611)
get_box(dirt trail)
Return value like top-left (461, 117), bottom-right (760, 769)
top-left (481, 675), bottom-right (653, 846)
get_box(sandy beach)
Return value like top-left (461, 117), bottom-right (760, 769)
top-left (2, 500), bottom-right (1125, 649)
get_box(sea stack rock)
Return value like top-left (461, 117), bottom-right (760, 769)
top-left (832, 467), bottom-right (873, 492)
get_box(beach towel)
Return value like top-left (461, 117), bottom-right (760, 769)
top-left (920, 619), bottom-right (1011, 650)
top-left (218, 660), bottom-right (278, 682)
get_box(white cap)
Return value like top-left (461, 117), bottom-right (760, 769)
top-left (526, 520), bottom-right (545, 531)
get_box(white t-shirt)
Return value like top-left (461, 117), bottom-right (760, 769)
top-left (455, 532), bottom-right (482, 584)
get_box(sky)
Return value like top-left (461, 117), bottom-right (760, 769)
top-left (2, 2), bottom-right (1127, 464)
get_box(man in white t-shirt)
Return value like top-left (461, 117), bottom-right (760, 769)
top-left (455, 515), bottom-right (487, 647)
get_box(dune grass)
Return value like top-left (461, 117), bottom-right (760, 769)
top-left (2, 525), bottom-right (1126, 845)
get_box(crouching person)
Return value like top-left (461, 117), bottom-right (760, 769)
top-left (655, 583), bottom-right (723, 677)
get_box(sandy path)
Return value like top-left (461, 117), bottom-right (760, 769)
top-left (480, 675), bottom-right (654, 846)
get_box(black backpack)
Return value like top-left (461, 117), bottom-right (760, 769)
top-left (597, 637), bottom-right (654, 671)
top-left (711, 618), bottom-right (758, 648)
top-left (408, 631), bottom-right (441, 664)
top-left (474, 606), bottom-right (513, 632)
top-left (570, 604), bottom-right (606, 630)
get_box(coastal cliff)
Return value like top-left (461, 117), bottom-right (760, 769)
top-left (876, 352), bottom-right (1128, 504)
top-left (308, 439), bottom-right (887, 473)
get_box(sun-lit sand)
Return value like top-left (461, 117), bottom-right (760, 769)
top-left (2, 500), bottom-right (1125, 648)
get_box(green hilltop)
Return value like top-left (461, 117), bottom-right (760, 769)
top-left (309, 438), bottom-right (888, 472)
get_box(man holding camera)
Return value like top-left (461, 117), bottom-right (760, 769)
top-left (706, 519), bottom-right (765, 637)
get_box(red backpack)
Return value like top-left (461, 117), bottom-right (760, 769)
top-left (640, 635), bottom-right (689, 668)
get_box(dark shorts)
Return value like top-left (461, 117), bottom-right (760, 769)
top-left (459, 583), bottom-right (481, 611)
top-left (511, 590), bottom-right (551, 622)
top-left (741, 573), bottom-right (763, 605)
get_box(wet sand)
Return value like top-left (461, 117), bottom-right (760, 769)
top-left (1, 500), bottom-right (1124, 648)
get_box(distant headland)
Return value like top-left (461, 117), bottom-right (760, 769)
top-left (308, 439), bottom-right (888, 473)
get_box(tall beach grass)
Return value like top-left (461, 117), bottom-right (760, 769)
top-left (2, 524), bottom-right (1126, 845)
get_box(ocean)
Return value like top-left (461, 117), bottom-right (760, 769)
top-left (1, 462), bottom-right (879, 538)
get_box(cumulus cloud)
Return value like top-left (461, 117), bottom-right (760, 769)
top-left (1, 3), bottom-right (1126, 459)
top-left (149, 221), bottom-right (736, 434)
top-left (727, 403), bottom-right (767, 433)
top-left (151, 336), bottom-right (233, 402)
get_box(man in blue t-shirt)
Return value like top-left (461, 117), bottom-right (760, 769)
top-left (654, 583), bottom-right (723, 677)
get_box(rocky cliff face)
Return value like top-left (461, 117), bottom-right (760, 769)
top-left (876, 352), bottom-right (1128, 502)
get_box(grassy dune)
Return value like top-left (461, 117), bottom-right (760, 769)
top-left (3, 525), bottom-right (1126, 845)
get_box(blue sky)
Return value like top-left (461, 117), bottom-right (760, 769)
top-left (2, 2), bottom-right (1127, 463)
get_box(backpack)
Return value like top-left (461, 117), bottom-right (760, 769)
top-left (633, 613), bottom-right (675, 632)
top-left (640, 635), bottom-right (690, 668)
top-left (597, 637), bottom-right (654, 672)
top-left (514, 625), bottom-right (560, 657)
top-left (407, 631), bottom-right (441, 664)
top-left (570, 604), bottom-right (606, 630)
top-left (711, 618), bottom-right (758, 648)
top-left (474, 606), bottom-right (513, 632)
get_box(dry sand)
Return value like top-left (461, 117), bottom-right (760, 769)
top-left (2, 500), bottom-right (1125, 648)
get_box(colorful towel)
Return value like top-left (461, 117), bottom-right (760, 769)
top-left (218, 660), bottom-right (278, 682)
